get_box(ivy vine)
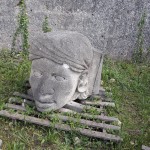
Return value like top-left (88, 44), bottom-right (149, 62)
top-left (12, 0), bottom-right (29, 53)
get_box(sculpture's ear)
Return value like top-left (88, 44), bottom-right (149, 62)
top-left (77, 70), bottom-right (88, 93)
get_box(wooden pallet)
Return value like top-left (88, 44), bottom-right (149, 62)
top-left (0, 91), bottom-right (122, 142)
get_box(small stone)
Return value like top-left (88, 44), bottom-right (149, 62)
top-left (130, 141), bottom-right (135, 145)
top-left (4, 128), bottom-right (8, 131)
top-left (109, 78), bottom-right (116, 83)
top-left (9, 122), bottom-right (13, 126)
top-left (117, 120), bottom-right (122, 126)
top-left (105, 87), bottom-right (111, 92)
top-left (0, 139), bottom-right (2, 148)
top-left (101, 80), bottom-right (104, 86)
top-left (74, 137), bottom-right (80, 145)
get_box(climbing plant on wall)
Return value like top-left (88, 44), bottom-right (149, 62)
top-left (12, 0), bottom-right (29, 53)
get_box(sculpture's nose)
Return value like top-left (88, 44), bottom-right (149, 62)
top-left (39, 75), bottom-right (55, 95)
top-left (39, 86), bottom-right (55, 103)
top-left (41, 87), bottom-right (55, 95)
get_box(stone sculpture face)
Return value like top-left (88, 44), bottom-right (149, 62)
top-left (29, 31), bottom-right (103, 112)
top-left (30, 58), bottom-right (80, 112)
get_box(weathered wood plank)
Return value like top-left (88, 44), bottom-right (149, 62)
top-left (6, 103), bottom-right (26, 111)
top-left (65, 101), bottom-right (83, 112)
top-left (59, 108), bottom-right (119, 123)
top-left (8, 97), bottom-right (35, 107)
top-left (79, 100), bottom-right (115, 107)
top-left (142, 145), bottom-right (150, 150)
top-left (65, 101), bottom-right (102, 113)
top-left (13, 92), bottom-right (33, 101)
top-left (0, 110), bottom-right (122, 142)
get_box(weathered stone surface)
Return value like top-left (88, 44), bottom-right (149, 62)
top-left (0, 0), bottom-right (20, 49)
top-left (29, 31), bottom-right (103, 111)
top-left (26, 0), bottom-right (150, 59)
top-left (0, 0), bottom-right (150, 59)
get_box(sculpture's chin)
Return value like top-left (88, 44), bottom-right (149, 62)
top-left (35, 101), bottom-right (56, 112)
top-left (36, 106), bottom-right (54, 112)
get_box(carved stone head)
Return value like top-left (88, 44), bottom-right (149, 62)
top-left (29, 31), bottom-right (103, 112)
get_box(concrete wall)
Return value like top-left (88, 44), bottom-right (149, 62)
top-left (0, 0), bottom-right (150, 59)
top-left (0, 0), bottom-right (20, 49)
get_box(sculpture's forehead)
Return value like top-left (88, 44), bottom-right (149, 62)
top-left (32, 58), bottom-right (69, 72)
top-left (32, 58), bottom-right (56, 67)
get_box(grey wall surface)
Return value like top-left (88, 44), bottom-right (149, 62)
top-left (0, 0), bottom-right (20, 49)
top-left (0, 0), bottom-right (150, 59)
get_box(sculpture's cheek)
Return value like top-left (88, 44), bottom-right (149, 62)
top-left (52, 79), bottom-right (78, 108)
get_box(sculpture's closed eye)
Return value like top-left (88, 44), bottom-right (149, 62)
top-left (33, 71), bottom-right (43, 78)
top-left (52, 74), bottom-right (65, 81)
top-left (55, 76), bottom-right (65, 81)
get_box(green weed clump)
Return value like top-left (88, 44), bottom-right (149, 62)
top-left (0, 49), bottom-right (31, 106)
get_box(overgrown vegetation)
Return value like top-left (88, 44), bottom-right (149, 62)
top-left (42, 16), bottom-right (52, 33)
top-left (102, 58), bottom-right (150, 149)
top-left (12, 0), bottom-right (29, 53)
top-left (0, 50), bottom-right (150, 149)
top-left (132, 12), bottom-right (150, 63)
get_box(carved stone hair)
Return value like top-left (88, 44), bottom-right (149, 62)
top-left (29, 31), bottom-right (93, 73)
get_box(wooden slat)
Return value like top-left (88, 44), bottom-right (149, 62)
top-left (13, 92), bottom-right (33, 101)
top-left (65, 101), bottom-right (102, 113)
top-left (0, 110), bottom-right (122, 142)
top-left (23, 99), bottom-right (35, 106)
top-left (100, 97), bottom-right (113, 102)
top-left (65, 101), bottom-right (83, 112)
top-left (59, 108), bottom-right (119, 123)
top-left (8, 97), bottom-right (35, 107)
top-left (9, 97), bottom-right (18, 103)
top-left (79, 100), bottom-right (115, 107)
top-left (6, 103), bottom-right (26, 111)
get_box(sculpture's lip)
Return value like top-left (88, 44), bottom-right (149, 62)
top-left (36, 106), bottom-right (55, 112)
top-left (36, 99), bottom-right (54, 104)
top-left (38, 95), bottom-right (54, 103)
top-left (35, 100), bottom-right (55, 109)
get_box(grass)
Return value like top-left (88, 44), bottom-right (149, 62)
top-left (0, 49), bottom-right (150, 149)
top-left (102, 58), bottom-right (150, 149)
